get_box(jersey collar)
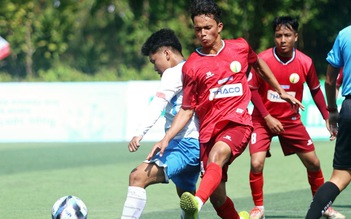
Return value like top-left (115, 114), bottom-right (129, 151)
top-left (196, 40), bottom-right (225, 56)
top-left (273, 47), bottom-right (295, 65)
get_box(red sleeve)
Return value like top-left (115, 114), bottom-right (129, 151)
top-left (336, 69), bottom-right (343, 88)
top-left (181, 65), bottom-right (197, 110)
top-left (251, 89), bottom-right (269, 118)
top-left (248, 45), bottom-right (258, 65)
top-left (306, 63), bottom-right (321, 90)
top-left (248, 67), bottom-right (262, 90)
top-left (237, 37), bottom-right (258, 65)
top-left (310, 87), bottom-right (328, 120)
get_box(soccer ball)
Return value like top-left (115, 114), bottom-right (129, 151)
top-left (51, 195), bottom-right (88, 219)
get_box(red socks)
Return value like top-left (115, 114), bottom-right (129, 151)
top-left (196, 163), bottom-right (222, 203)
top-left (215, 196), bottom-right (240, 219)
top-left (308, 169), bottom-right (324, 196)
top-left (250, 171), bottom-right (264, 206)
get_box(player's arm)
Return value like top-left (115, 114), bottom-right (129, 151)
top-left (310, 87), bottom-right (329, 121)
top-left (310, 87), bottom-right (334, 140)
top-left (251, 89), bottom-right (284, 133)
top-left (325, 64), bottom-right (340, 138)
top-left (128, 95), bottom-right (167, 152)
top-left (146, 107), bottom-right (194, 160)
top-left (252, 57), bottom-right (304, 111)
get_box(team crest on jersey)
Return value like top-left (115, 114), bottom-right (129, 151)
top-left (230, 61), bottom-right (242, 73)
top-left (289, 73), bottom-right (300, 84)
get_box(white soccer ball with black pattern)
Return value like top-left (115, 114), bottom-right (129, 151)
top-left (51, 195), bottom-right (88, 219)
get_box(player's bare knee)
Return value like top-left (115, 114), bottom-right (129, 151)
top-left (250, 160), bottom-right (264, 172)
top-left (304, 159), bottom-right (321, 171)
top-left (129, 167), bottom-right (144, 186)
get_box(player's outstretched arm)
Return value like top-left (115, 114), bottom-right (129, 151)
top-left (146, 108), bottom-right (194, 160)
top-left (252, 57), bottom-right (304, 111)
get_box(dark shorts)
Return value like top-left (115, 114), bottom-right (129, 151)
top-left (334, 97), bottom-right (351, 170)
top-left (200, 122), bottom-right (252, 182)
top-left (249, 119), bottom-right (315, 157)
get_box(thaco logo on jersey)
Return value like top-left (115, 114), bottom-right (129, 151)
top-left (267, 90), bottom-right (296, 102)
top-left (209, 83), bottom-right (243, 101)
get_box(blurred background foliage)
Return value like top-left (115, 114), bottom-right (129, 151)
top-left (0, 0), bottom-right (350, 81)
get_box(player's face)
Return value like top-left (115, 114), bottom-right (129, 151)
top-left (193, 14), bottom-right (223, 53)
top-left (274, 24), bottom-right (298, 57)
top-left (149, 49), bottom-right (171, 77)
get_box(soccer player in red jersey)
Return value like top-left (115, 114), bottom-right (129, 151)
top-left (248, 16), bottom-right (345, 219)
top-left (147, 1), bottom-right (302, 219)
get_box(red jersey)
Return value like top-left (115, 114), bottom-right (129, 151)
top-left (182, 38), bottom-right (257, 143)
top-left (249, 48), bottom-right (320, 122)
top-left (336, 68), bottom-right (343, 88)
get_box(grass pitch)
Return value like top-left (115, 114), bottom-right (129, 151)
top-left (0, 141), bottom-right (350, 219)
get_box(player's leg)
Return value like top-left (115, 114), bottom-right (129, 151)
top-left (305, 170), bottom-right (351, 219)
top-left (165, 138), bottom-right (200, 197)
top-left (281, 122), bottom-right (344, 219)
top-left (121, 162), bottom-right (166, 219)
top-left (296, 150), bottom-right (347, 218)
top-left (180, 124), bottom-right (251, 219)
top-left (172, 153), bottom-right (200, 219)
top-left (249, 152), bottom-right (267, 219)
top-left (180, 141), bottom-right (230, 219)
top-left (210, 181), bottom-right (243, 219)
top-left (164, 138), bottom-right (200, 218)
top-left (249, 124), bottom-right (271, 219)
top-left (296, 150), bottom-right (325, 195)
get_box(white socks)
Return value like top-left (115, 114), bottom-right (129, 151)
top-left (195, 196), bottom-right (204, 211)
top-left (121, 186), bottom-right (147, 219)
top-left (256, 206), bottom-right (264, 211)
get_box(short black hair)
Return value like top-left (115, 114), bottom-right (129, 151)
top-left (272, 16), bottom-right (299, 33)
top-left (190, 0), bottom-right (222, 24)
top-left (141, 28), bottom-right (182, 56)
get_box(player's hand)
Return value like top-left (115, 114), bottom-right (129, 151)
top-left (146, 139), bottom-right (169, 160)
top-left (279, 93), bottom-right (304, 112)
top-left (264, 114), bottom-right (284, 134)
top-left (326, 111), bottom-right (339, 141)
top-left (128, 136), bottom-right (143, 152)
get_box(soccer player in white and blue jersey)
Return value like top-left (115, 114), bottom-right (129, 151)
top-left (121, 28), bottom-right (200, 219)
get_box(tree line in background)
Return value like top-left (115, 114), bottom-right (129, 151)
top-left (0, 0), bottom-right (349, 82)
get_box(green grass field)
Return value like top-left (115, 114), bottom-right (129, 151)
top-left (0, 141), bottom-right (350, 219)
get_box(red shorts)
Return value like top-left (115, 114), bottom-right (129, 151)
top-left (249, 119), bottom-right (315, 157)
top-left (200, 122), bottom-right (252, 182)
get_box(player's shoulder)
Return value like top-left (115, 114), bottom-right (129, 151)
top-left (162, 61), bottom-right (184, 79)
top-left (183, 53), bottom-right (199, 72)
top-left (294, 49), bottom-right (312, 63)
top-left (339, 25), bottom-right (351, 35)
top-left (225, 37), bottom-right (249, 46)
top-left (258, 48), bottom-right (274, 58)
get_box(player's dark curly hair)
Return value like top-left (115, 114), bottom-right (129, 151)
top-left (189, 0), bottom-right (222, 24)
top-left (141, 28), bottom-right (182, 56)
top-left (272, 16), bottom-right (299, 33)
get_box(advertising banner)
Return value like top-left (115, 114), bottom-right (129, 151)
top-left (0, 81), bottom-right (343, 142)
